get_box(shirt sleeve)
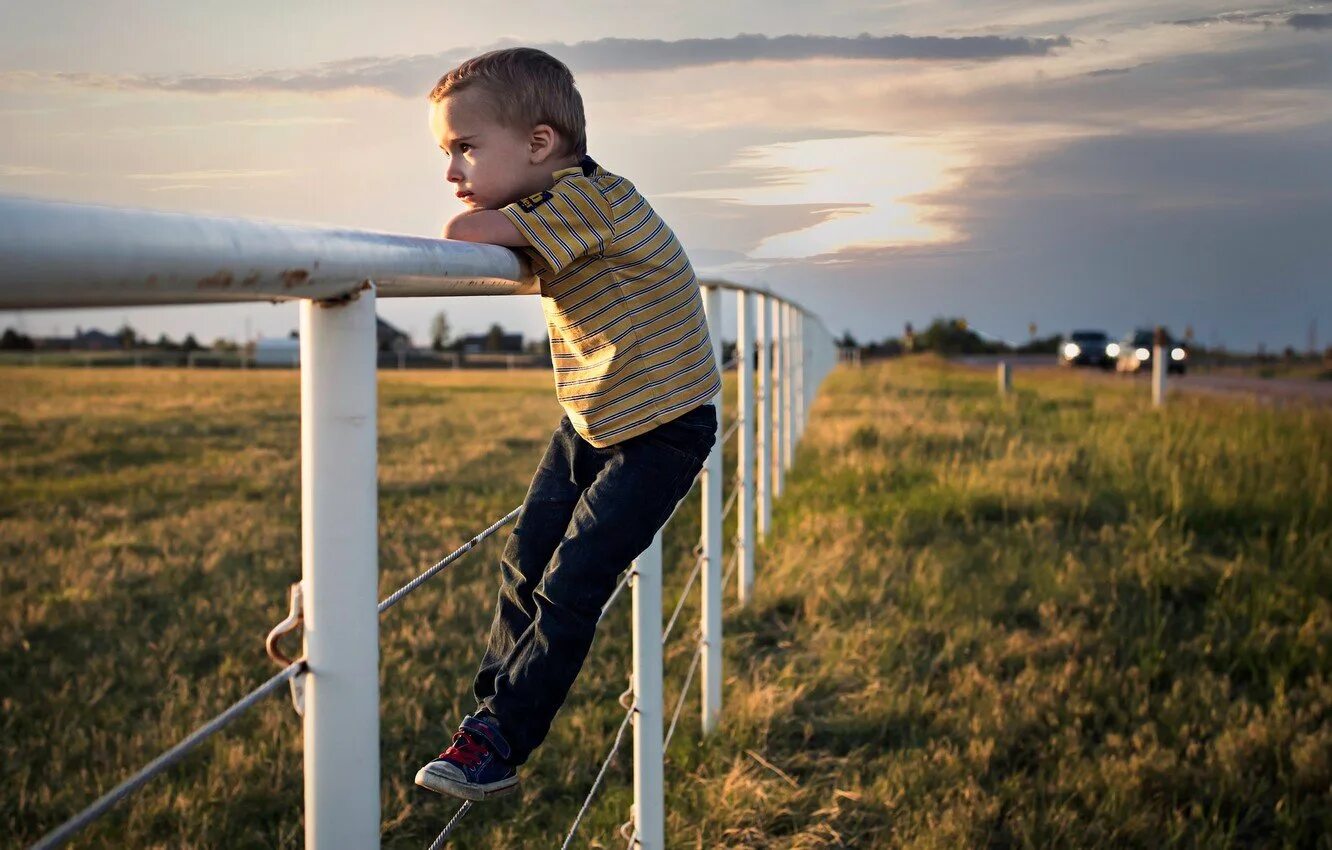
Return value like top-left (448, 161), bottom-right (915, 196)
top-left (498, 176), bottom-right (616, 277)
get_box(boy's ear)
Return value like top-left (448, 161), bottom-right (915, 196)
top-left (528, 123), bottom-right (559, 165)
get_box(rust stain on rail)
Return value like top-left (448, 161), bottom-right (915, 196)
top-left (281, 269), bottom-right (311, 288)
top-left (198, 270), bottom-right (234, 290)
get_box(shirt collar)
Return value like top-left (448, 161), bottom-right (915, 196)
top-left (552, 155), bottom-right (598, 181)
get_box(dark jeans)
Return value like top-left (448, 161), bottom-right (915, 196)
top-left (472, 402), bottom-right (717, 764)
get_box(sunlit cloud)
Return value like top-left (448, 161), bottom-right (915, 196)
top-left (665, 135), bottom-right (970, 260)
top-left (125, 169), bottom-right (295, 181)
top-left (0, 32), bottom-right (1071, 98)
top-left (0, 165), bottom-right (65, 177)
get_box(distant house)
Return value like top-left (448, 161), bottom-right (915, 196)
top-left (36, 327), bottom-right (119, 351)
top-left (459, 332), bottom-right (524, 354)
top-left (253, 316), bottom-right (410, 366)
top-left (377, 317), bottom-right (410, 353)
top-left (254, 336), bottom-right (300, 366)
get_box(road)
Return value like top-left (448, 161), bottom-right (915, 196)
top-left (954, 355), bottom-right (1332, 407)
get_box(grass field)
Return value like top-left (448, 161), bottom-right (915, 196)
top-left (3, 358), bottom-right (1329, 848)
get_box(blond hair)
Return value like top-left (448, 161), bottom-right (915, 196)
top-left (428, 47), bottom-right (587, 157)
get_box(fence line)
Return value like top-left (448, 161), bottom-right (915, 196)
top-left (5, 195), bottom-right (837, 850)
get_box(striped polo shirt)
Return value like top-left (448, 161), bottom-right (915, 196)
top-left (499, 155), bottom-right (721, 448)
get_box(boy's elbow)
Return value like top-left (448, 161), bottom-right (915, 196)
top-left (441, 214), bottom-right (477, 242)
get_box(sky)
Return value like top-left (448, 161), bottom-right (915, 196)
top-left (2, 0), bottom-right (1329, 351)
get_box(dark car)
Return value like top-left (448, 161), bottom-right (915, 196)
top-left (1058, 329), bottom-right (1116, 369)
top-left (1115, 328), bottom-right (1188, 375)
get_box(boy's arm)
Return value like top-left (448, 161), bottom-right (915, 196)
top-left (442, 210), bottom-right (530, 248)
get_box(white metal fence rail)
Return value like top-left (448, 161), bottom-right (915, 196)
top-left (2, 195), bottom-right (836, 850)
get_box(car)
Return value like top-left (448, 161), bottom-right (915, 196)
top-left (1058, 329), bottom-right (1116, 369)
top-left (1115, 328), bottom-right (1188, 375)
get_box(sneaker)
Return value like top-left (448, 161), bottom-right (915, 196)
top-left (414, 714), bottom-right (519, 801)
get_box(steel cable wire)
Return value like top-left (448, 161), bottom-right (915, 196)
top-left (379, 506), bottom-right (522, 613)
top-left (30, 661), bottom-right (306, 850)
top-left (426, 800), bottom-right (474, 850)
top-left (559, 702), bottom-right (637, 850)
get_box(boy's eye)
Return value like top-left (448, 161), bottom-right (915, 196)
top-left (459, 143), bottom-right (472, 154)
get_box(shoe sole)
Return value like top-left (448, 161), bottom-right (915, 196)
top-left (414, 765), bottom-right (520, 802)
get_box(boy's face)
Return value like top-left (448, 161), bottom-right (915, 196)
top-left (429, 88), bottom-right (547, 211)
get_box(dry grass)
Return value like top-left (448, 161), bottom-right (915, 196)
top-left (3, 359), bottom-right (1330, 848)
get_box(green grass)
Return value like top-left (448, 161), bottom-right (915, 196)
top-left (3, 358), bottom-right (1329, 848)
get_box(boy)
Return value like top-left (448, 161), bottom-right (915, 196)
top-left (414, 47), bottom-right (721, 802)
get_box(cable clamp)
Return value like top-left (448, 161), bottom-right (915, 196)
top-left (265, 582), bottom-right (307, 716)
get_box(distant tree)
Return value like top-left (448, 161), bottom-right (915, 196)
top-left (212, 338), bottom-right (239, 352)
top-left (430, 311), bottom-right (452, 352)
top-left (917, 317), bottom-right (997, 355)
top-left (484, 322), bottom-right (506, 352)
top-left (866, 337), bottom-right (904, 358)
top-left (116, 323), bottom-right (139, 350)
top-left (183, 334), bottom-right (203, 352)
top-left (155, 333), bottom-right (177, 351)
top-left (1, 328), bottom-right (34, 350)
top-left (1016, 333), bottom-right (1063, 355)
top-left (838, 330), bottom-right (859, 349)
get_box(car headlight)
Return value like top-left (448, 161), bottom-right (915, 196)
top-left (1106, 343), bottom-right (1120, 357)
top-left (1063, 342), bottom-right (1081, 358)
top-left (1171, 347), bottom-right (1186, 361)
top-left (1135, 348), bottom-right (1150, 361)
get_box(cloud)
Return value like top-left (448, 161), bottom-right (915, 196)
top-left (1288, 13), bottom-right (1332, 30)
top-left (125, 169), bottom-right (294, 181)
top-left (0, 32), bottom-right (1072, 98)
top-left (748, 122), bottom-right (1332, 350)
top-left (0, 164), bottom-right (65, 177)
top-left (1170, 7), bottom-right (1332, 31)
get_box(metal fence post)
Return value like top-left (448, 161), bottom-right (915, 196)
top-left (700, 285), bottom-right (723, 734)
top-left (631, 532), bottom-right (664, 850)
top-left (737, 291), bottom-right (756, 606)
top-left (1152, 342), bottom-right (1166, 407)
top-left (773, 301), bottom-right (786, 499)
top-left (795, 311), bottom-right (805, 441)
top-left (777, 305), bottom-right (788, 476)
top-left (300, 288), bottom-right (380, 850)
top-left (756, 293), bottom-right (772, 538)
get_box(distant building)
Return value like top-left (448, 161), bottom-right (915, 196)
top-left (253, 336), bottom-right (300, 366)
top-left (376, 317), bottom-right (410, 353)
top-left (252, 316), bottom-right (410, 366)
top-left (459, 332), bottom-right (524, 354)
top-left (35, 327), bottom-right (119, 351)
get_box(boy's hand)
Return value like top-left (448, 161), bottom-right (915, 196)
top-left (442, 209), bottom-right (529, 248)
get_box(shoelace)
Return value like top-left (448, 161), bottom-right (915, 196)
top-left (440, 731), bottom-right (489, 769)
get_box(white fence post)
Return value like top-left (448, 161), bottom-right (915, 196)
top-left (631, 532), bottom-right (664, 850)
top-left (737, 291), bottom-right (756, 606)
top-left (795, 311), bottom-right (805, 440)
top-left (756, 293), bottom-right (772, 538)
top-left (1152, 345), bottom-right (1166, 408)
top-left (700, 285), bottom-right (724, 734)
top-left (777, 305), bottom-right (788, 479)
top-left (300, 289), bottom-right (380, 850)
top-left (773, 301), bottom-right (786, 499)
top-left (998, 361), bottom-right (1011, 396)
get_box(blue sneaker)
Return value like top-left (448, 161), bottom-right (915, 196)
top-left (414, 714), bottom-right (519, 801)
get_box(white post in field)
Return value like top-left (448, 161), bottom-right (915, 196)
top-left (737, 290), bottom-right (756, 606)
top-left (794, 310), bottom-right (805, 441)
top-left (700, 285), bottom-right (724, 734)
top-left (630, 532), bottom-right (664, 850)
top-left (300, 289), bottom-right (380, 850)
top-left (1152, 337), bottom-right (1167, 408)
top-left (998, 361), bottom-right (1012, 396)
top-left (777, 303), bottom-right (788, 476)
top-left (756, 293), bottom-right (773, 538)
top-left (771, 298), bottom-right (785, 500)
